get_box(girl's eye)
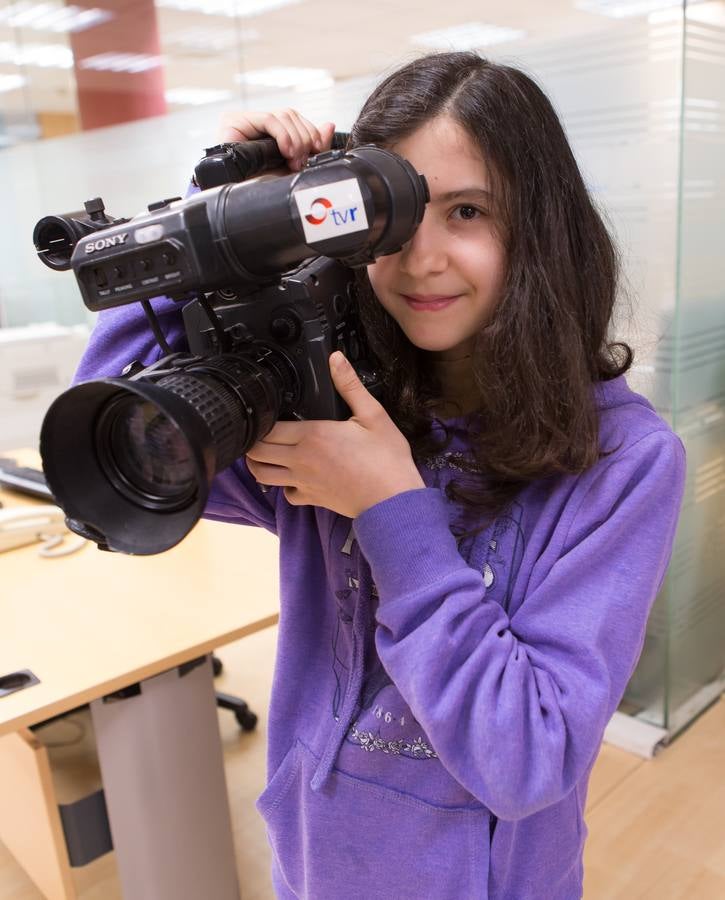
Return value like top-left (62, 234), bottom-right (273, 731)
top-left (452, 205), bottom-right (484, 221)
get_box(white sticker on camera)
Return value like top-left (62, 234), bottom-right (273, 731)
top-left (294, 179), bottom-right (368, 245)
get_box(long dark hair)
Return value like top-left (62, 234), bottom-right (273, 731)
top-left (349, 51), bottom-right (632, 527)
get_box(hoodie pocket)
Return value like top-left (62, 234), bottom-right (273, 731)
top-left (256, 740), bottom-right (490, 900)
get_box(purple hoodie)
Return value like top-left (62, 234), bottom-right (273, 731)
top-left (74, 294), bottom-right (685, 899)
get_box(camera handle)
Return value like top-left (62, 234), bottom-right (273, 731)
top-left (194, 132), bottom-right (350, 190)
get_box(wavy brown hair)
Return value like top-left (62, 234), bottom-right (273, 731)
top-left (348, 51), bottom-right (632, 528)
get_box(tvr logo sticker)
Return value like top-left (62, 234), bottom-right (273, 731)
top-left (295, 179), bottom-right (368, 244)
top-left (304, 197), bottom-right (360, 227)
top-left (305, 197), bottom-right (333, 225)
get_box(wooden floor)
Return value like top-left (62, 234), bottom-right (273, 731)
top-left (1, 624), bottom-right (723, 899)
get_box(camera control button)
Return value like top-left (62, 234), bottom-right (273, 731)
top-left (135, 223), bottom-right (164, 244)
top-left (270, 315), bottom-right (301, 343)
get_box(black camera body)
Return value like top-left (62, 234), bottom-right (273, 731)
top-left (33, 138), bottom-right (429, 554)
top-left (180, 254), bottom-right (375, 422)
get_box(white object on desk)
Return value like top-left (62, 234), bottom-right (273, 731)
top-left (0, 505), bottom-right (85, 556)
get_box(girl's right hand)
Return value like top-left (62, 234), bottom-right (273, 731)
top-left (217, 109), bottom-right (336, 174)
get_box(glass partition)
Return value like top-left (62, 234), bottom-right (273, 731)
top-left (658, 3), bottom-right (725, 736)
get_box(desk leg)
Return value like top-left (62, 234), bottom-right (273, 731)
top-left (0, 729), bottom-right (76, 899)
top-left (90, 656), bottom-right (241, 900)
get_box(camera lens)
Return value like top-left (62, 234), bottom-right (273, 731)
top-left (40, 348), bottom-right (295, 554)
top-left (97, 394), bottom-right (197, 507)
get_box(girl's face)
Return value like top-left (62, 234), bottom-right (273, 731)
top-left (367, 115), bottom-right (507, 361)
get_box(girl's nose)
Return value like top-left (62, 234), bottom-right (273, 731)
top-left (397, 216), bottom-right (447, 278)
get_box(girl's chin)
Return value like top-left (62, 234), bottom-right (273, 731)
top-left (403, 334), bottom-right (471, 355)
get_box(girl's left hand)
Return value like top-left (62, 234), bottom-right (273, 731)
top-left (245, 352), bottom-right (425, 519)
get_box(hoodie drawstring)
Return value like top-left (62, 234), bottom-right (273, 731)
top-left (310, 558), bottom-right (372, 791)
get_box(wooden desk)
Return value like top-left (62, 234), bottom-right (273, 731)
top-left (0, 451), bottom-right (280, 900)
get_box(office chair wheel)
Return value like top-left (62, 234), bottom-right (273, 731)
top-left (236, 709), bottom-right (259, 732)
top-left (216, 691), bottom-right (258, 731)
top-left (212, 654), bottom-right (223, 677)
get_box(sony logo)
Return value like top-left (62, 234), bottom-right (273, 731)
top-left (84, 233), bottom-right (129, 254)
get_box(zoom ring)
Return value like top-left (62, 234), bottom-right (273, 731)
top-left (189, 355), bottom-right (283, 452)
top-left (155, 371), bottom-right (246, 473)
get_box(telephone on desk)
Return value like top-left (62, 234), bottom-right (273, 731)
top-left (0, 505), bottom-right (70, 553)
top-left (0, 457), bottom-right (85, 556)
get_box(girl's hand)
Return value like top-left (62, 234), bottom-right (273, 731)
top-left (217, 108), bottom-right (336, 173)
top-left (245, 352), bottom-right (426, 519)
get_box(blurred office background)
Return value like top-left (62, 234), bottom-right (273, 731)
top-left (0, 0), bottom-right (723, 748)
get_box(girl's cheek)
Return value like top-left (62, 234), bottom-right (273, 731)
top-left (366, 259), bottom-right (392, 298)
top-left (366, 261), bottom-right (381, 292)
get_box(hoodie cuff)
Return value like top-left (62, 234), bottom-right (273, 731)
top-left (353, 488), bottom-right (468, 600)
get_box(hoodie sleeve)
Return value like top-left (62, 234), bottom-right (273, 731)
top-left (71, 270), bottom-right (279, 534)
top-left (353, 429), bottom-right (686, 821)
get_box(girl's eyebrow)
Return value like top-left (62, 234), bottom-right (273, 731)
top-left (432, 188), bottom-right (492, 202)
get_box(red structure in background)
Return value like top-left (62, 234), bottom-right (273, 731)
top-left (68, 0), bottom-right (166, 130)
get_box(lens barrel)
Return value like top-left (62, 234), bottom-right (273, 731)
top-left (33, 214), bottom-right (92, 271)
top-left (218, 145), bottom-right (428, 278)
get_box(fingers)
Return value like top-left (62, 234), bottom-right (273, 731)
top-left (245, 457), bottom-right (293, 487)
top-left (319, 120), bottom-right (336, 151)
top-left (251, 421), bottom-right (305, 447)
top-left (217, 109), bottom-right (336, 173)
top-left (246, 439), bottom-right (293, 466)
top-left (283, 486), bottom-right (305, 506)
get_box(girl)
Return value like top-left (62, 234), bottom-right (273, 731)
top-left (75, 52), bottom-right (685, 899)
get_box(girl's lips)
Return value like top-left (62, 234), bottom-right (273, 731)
top-left (402, 294), bottom-right (460, 311)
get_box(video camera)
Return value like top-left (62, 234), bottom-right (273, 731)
top-left (32, 135), bottom-right (429, 555)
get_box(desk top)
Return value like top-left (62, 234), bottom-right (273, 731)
top-left (0, 451), bottom-right (280, 736)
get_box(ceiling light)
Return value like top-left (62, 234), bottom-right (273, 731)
top-left (235, 66), bottom-right (333, 90)
top-left (0, 73), bottom-right (26, 92)
top-left (156, 0), bottom-right (301, 18)
top-left (0, 2), bottom-right (113, 33)
top-left (0, 40), bottom-right (73, 68)
top-left (163, 26), bottom-right (258, 52)
top-left (575, 0), bottom-right (703, 17)
top-left (79, 52), bottom-right (164, 73)
top-left (410, 22), bottom-right (526, 51)
top-left (166, 87), bottom-right (234, 105)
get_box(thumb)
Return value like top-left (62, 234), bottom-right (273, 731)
top-left (320, 121), bottom-right (336, 150)
top-left (329, 352), bottom-right (381, 420)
